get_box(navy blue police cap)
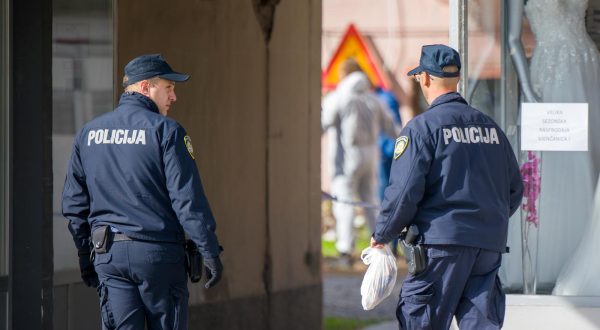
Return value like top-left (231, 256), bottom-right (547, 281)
top-left (407, 44), bottom-right (461, 78)
top-left (123, 54), bottom-right (190, 86)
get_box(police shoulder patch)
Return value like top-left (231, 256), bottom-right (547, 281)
top-left (184, 135), bottom-right (195, 159)
top-left (393, 136), bottom-right (409, 160)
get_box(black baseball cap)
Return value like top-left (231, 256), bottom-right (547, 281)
top-left (123, 54), bottom-right (190, 86)
top-left (407, 44), bottom-right (461, 78)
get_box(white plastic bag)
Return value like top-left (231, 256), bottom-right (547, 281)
top-left (360, 246), bottom-right (397, 310)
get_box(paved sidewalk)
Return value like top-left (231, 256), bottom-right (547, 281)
top-left (323, 257), bottom-right (406, 328)
top-left (361, 319), bottom-right (459, 330)
top-left (361, 321), bottom-right (397, 330)
top-left (323, 272), bottom-right (402, 321)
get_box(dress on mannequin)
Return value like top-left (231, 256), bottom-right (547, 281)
top-left (554, 176), bottom-right (600, 295)
top-left (525, 0), bottom-right (600, 292)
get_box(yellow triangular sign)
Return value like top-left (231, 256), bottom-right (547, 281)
top-left (322, 24), bottom-right (389, 92)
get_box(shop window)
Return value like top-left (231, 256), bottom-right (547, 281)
top-left (466, 0), bottom-right (503, 124)
top-left (461, 0), bottom-right (600, 296)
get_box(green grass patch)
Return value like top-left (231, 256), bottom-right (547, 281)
top-left (322, 239), bottom-right (338, 258)
top-left (323, 316), bottom-right (381, 330)
top-left (322, 225), bottom-right (373, 258)
top-left (355, 225), bottom-right (371, 253)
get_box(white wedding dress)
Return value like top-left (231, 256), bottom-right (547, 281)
top-left (554, 176), bottom-right (600, 295)
top-left (525, 0), bottom-right (600, 293)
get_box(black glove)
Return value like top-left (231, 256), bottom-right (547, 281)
top-left (203, 257), bottom-right (223, 289)
top-left (78, 251), bottom-right (99, 288)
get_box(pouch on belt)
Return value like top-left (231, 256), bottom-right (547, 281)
top-left (92, 225), bottom-right (110, 254)
top-left (185, 239), bottom-right (203, 283)
top-left (399, 225), bottom-right (427, 275)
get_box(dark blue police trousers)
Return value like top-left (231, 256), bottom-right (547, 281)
top-left (397, 245), bottom-right (505, 330)
top-left (93, 240), bottom-right (189, 330)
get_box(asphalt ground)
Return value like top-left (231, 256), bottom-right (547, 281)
top-left (322, 256), bottom-right (408, 327)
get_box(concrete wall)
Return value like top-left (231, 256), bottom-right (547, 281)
top-left (114, 0), bottom-right (322, 328)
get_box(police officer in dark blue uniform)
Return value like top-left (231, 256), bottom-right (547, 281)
top-left (370, 45), bottom-right (523, 329)
top-left (62, 54), bottom-right (223, 329)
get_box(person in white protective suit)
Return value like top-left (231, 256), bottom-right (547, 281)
top-left (322, 62), bottom-right (398, 267)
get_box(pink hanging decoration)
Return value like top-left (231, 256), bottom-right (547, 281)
top-left (520, 151), bottom-right (541, 227)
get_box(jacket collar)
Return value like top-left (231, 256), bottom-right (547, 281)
top-left (428, 92), bottom-right (467, 110)
top-left (117, 92), bottom-right (160, 114)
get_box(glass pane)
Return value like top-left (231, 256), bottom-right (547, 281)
top-left (53, 0), bottom-right (113, 272)
top-left (517, 0), bottom-right (599, 295)
top-left (467, 0), bottom-right (530, 294)
top-left (466, 0), bottom-right (502, 124)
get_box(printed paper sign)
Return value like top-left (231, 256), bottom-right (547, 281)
top-left (521, 103), bottom-right (588, 151)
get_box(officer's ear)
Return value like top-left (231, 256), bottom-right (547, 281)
top-left (139, 80), bottom-right (150, 96)
top-left (423, 72), bottom-right (433, 87)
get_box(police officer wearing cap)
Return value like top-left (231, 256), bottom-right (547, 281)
top-left (370, 45), bottom-right (523, 329)
top-left (62, 54), bottom-right (223, 329)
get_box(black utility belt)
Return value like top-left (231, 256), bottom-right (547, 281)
top-left (113, 232), bottom-right (133, 242)
top-left (91, 226), bottom-right (202, 282)
top-left (92, 226), bottom-right (134, 254)
top-left (92, 225), bottom-right (189, 251)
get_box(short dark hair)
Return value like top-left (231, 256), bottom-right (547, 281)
top-left (442, 65), bottom-right (459, 74)
top-left (123, 75), bottom-right (161, 90)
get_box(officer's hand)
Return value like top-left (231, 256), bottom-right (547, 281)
top-left (370, 237), bottom-right (385, 249)
top-left (78, 251), bottom-right (99, 288)
top-left (203, 257), bottom-right (223, 289)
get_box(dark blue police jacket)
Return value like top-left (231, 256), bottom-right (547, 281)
top-left (62, 92), bottom-right (221, 259)
top-left (374, 92), bottom-right (523, 252)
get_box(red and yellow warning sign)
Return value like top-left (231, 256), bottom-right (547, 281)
top-left (322, 24), bottom-right (389, 92)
